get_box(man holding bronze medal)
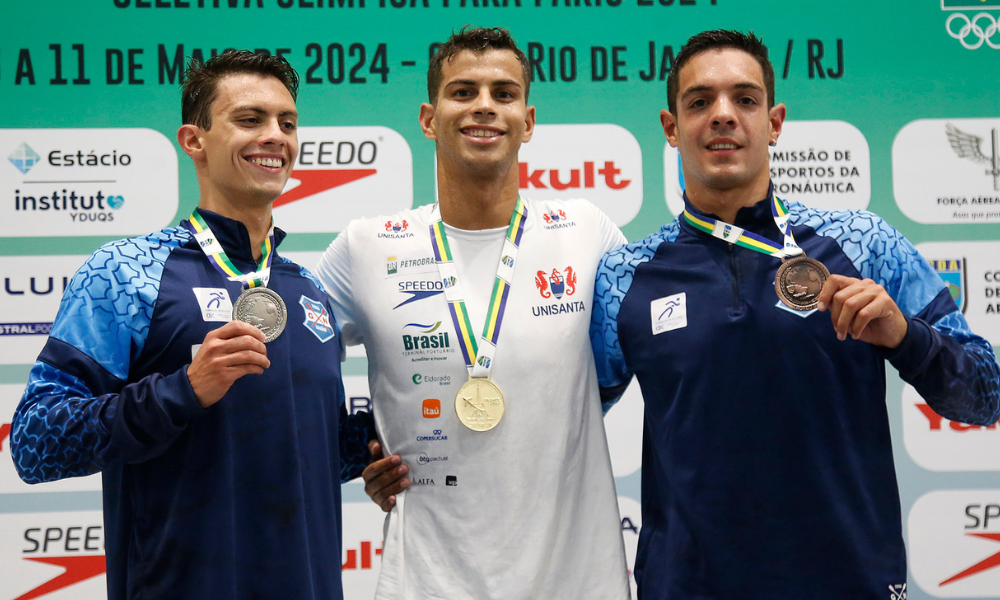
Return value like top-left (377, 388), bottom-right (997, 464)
top-left (315, 27), bottom-right (631, 600)
top-left (10, 51), bottom-right (371, 600)
top-left (591, 30), bottom-right (1000, 600)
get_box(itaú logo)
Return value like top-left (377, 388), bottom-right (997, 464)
top-left (916, 404), bottom-right (1000, 432)
top-left (519, 160), bottom-right (630, 191)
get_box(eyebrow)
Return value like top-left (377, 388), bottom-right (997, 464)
top-left (681, 82), bottom-right (765, 98)
top-left (231, 106), bottom-right (298, 119)
top-left (445, 78), bottom-right (522, 88)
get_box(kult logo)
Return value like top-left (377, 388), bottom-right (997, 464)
top-left (517, 124), bottom-right (643, 226)
top-left (342, 541), bottom-right (382, 571)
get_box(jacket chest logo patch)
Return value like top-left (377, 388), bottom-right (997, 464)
top-left (192, 287), bottom-right (233, 322)
top-left (650, 292), bottom-right (687, 335)
top-left (299, 295), bottom-right (335, 343)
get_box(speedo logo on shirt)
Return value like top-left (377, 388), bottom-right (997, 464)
top-left (394, 279), bottom-right (445, 309)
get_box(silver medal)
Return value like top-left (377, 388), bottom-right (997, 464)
top-left (233, 287), bottom-right (287, 343)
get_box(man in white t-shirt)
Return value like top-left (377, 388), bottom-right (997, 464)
top-left (315, 27), bottom-right (631, 600)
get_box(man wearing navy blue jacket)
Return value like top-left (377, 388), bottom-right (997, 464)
top-left (10, 51), bottom-right (371, 600)
top-left (591, 30), bottom-right (1000, 600)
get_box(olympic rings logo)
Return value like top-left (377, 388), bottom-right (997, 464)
top-left (947, 12), bottom-right (1000, 49)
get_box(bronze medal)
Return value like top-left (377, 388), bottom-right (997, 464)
top-left (233, 287), bottom-right (287, 343)
top-left (455, 377), bottom-right (505, 432)
top-left (775, 255), bottom-right (830, 311)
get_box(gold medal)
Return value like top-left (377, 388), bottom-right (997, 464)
top-left (455, 377), bottom-right (505, 432)
top-left (775, 255), bottom-right (830, 311)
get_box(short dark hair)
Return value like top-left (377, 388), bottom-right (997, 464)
top-left (667, 30), bottom-right (775, 115)
top-left (181, 50), bottom-right (299, 130)
top-left (428, 26), bottom-right (531, 103)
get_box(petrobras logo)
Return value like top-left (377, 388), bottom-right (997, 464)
top-left (422, 398), bottom-right (441, 418)
top-left (909, 490), bottom-right (1000, 596)
top-left (894, 118), bottom-right (1000, 224)
top-left (517, 124), bottom-right (642, 226)
top-left (385, 252), bottom-right (435, 278)
top-left (0, 255), bottom-right (90, 366)
top-left (917, 241), bottom-right (1000, 346)
top-left (0, 128), bottom-right (178, 237)
top-left (941, 1), bottom-right (1000, 50)
top-left (901, 384), bottom-right (1000, 471)
top-left (0, 511), bottom-right (107, 599)
top-left (664, 120), bottom-right (871, 217)
top-left (274, 127), bottom-right (413, 234)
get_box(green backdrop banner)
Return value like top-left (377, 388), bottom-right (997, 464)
top-left (2, 2), bottom-right (999, 598)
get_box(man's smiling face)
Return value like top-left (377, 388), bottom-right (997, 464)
top-left (420, 49), bottom-right (535, 179)
top-left (663, 47), bottom-right (784, 198)
top-left (197, 73), bottom-right (299, 208)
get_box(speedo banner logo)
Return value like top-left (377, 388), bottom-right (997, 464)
top-left (273, 126), bottom-right (412, 234)
top-left (1, 128), bottom-right (178, 237)
top-left (517, 124), bottom-right (642, 227)
top-left (0, 510), bottom-right (107, 599)
top-left (909, 490), bottom-right (1000, 597)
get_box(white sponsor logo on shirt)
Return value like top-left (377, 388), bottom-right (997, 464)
top-left (650, 293), bottom-right (687, 334)
top-left (192, 287), bottom-right (232, 322)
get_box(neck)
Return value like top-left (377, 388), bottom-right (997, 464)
top-left (198, 194), bottom-right (273, 260)
top-left (685, 177), bottom-right (771, 224)
top-left (435, 159), bottom-right (520, 230)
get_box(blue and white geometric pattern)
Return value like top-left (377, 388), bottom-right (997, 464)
top-left (50, 228), bottom-right (189, 380)
top-left (789, 202), bottom-right (944, 317)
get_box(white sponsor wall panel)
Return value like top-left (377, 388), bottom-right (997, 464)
top-left (894, 118), bottom-right (1000, 224)
top-left (902, 384), bottom-right (1000, 472)
top-left (274, 126), bottom-right (413, 233)
top-left (0, 255), bottom-right (89, 365)
top-left (916, 241), bottom-right (1000, 347)
top-left (909, 490), bottom-right (1000, 597)
top-left (0, 510), bottom-right (107, 600)
top-left (1, 129), bottom-right (178, 237)
top-left (519, 124), bottom-right (643, 226)
top-left (665, 120), bottom-right (871, 217)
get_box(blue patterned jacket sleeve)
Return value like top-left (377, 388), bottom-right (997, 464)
top-left (11, 233), bottom-right (203, 483)
top-left (590, 228), bottom-right (666, 414)
top-left (798, 207), bottom-right (1000, 426)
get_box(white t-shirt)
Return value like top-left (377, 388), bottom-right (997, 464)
top-left (316, 198), bottom-right (630, 600)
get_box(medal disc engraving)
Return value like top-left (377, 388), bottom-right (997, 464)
top-left (455, 378), bottom-right (505, 432)
top-left (775, 255), bottom-right (830, 311)
top-left (233, 287), bottom-right (287, 343)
